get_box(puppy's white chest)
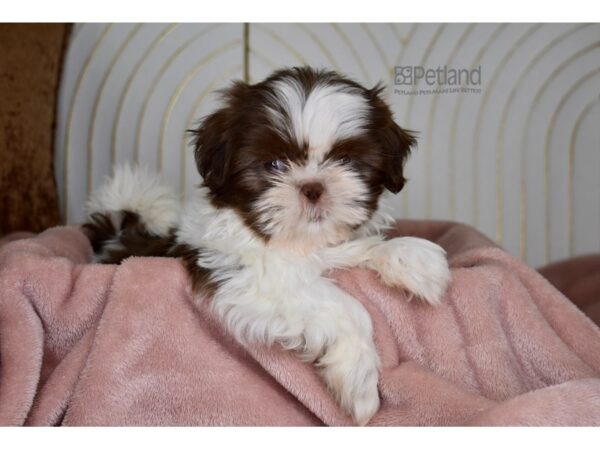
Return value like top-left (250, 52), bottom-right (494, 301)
top-left (244, 253), bottom-right (326, 301)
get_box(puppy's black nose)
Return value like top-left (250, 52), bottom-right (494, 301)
top-left (301, 182), bottom-right (324, 203)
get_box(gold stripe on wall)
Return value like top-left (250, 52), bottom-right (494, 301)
top-left (297, 23), bottom-right (343, 74)
top-left (519, 41), bottom-right (599, 263)
top-left (58, 23), bottom-right (600, 265)
top-left (158, 39), bottom-right (241, 170)
top-left (493, 24), bottom-right (589, 259)
top-left (63, 24), bottom-right (113, 221)
top-left (392, 23), bottom-right (418, 68)
top-left (250, 47), bottom-right (284, 73)
top-left (471, 24), bottom-right (542, 241)
top-left (403, 24), bottom-right (446, 126)
top-left (424, 24), bottom-right (475, 219)
top-left (331, 24), bottom-right (371, 84)
top-left (390, 23), bottom-right (418, 218)
top-left (544, 68), bottom-right (600, 261)
top-left (243, 23), bottom-right (250, 83)
top-left (388, 23), bottom-right (412, 47)
top-left (133, 24), bottom-right (219, 165)
top-left (181, 64), bottom-right (244, 195)
top-left (402, 24), bottom-right (446, 219)
top-left (361, 23), bottom-right (391, 81)
top-left (448, 24), bottom-right (507, 225)
top-left (87, 24), bottom-right (142, 195)
top-left (255, 24), bottom-right (307, 66)
top-left (568, 100), bottom-right (596, 256)
top-left (111, 24), bottom-right (178, 167)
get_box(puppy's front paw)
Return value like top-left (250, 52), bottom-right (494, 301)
top-left (320, 341), bottom-right (380, 426)
top-left (349, 377), bottom-right (380, 426)
top-left (373, 237), bottom-right (451, 305)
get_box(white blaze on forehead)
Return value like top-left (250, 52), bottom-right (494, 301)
top-left (267, 78), bottom-right (370, 160)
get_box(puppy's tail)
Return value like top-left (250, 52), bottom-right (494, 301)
top-left (83, 165), bottom-right (180, 263)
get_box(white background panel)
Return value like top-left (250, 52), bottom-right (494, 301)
top-left (56, 23), bottom-right (243, 224)
top-left (573, 101), bottom-right (600, 255)
top-left (55, 23), bottom-right (600, 267)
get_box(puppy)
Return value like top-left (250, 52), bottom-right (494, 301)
top-left (83, 67), bottom-right (451, 425)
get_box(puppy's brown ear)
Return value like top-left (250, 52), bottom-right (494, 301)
top-left (190, 81), bottom-right (250, 190)
top-left (379, 121), bottom-right (416, 193)
top-left (369, 85), bottom-right (417, 194)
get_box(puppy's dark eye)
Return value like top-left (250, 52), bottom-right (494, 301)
top-left (265, 159), bottom-right (287, 172)
top-left (339, 155), bottom-right (352, 165)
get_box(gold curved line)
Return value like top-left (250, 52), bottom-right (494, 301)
top-left (394, 23), bottom-right (419, 218)
top-left (424, 24), bottom-right (476, 218)
top-left (494, 23), bottom-right (590, 259)
top-left (520, 41), bottom-right (600, 263)
top-left (87, 24), bottom-right (142, 196)
top-left (245, 47), bottom-right (280, 84)
top-left (567, 101), bottom-right (597, 255)
top-left (447, 24), bottom-right (507, 224)
top-left (181, 64), bottom-right (243, 196)
top-left (400, 23), bottom-right (446, 219)
top-left (331, 23), bottom-right (371, 85)
top-left (472, 24), bottom-right (543, 240)
top-left (184, 63), bottom-right (245, 132)
top-left (250, 47), bottom-right (281, 72)
top-left (243, 23), bottom-right (250, 83)
top-left (403, 24), bottom-right (446, 125)
top-left (393, 23), bottom-right (418, 69)
top-left (544, 68), bottom-right (600, 262)
top-left (442, 24), bottom-right (477, 219)
top-left (134, 23), bottom-right (219, 165)
top-left (360, 23), bottom-right (396, 85)
top-left (255, 24), bottom-right (306, 66)
top-left (296, 23), bottom-right (342, 73)
top-left (392, 23), bottom-right (419, 217)
top-left (111, 24), bottom-right (178, 166)
top-left (63, 23), bottom-right (113, 222)
top-left (158, 39), bottom-right (241, 170)
top-left (388, 23), bottom-right (410, 47)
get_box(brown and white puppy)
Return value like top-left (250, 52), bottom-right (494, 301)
top-left (84, 67), bottom-right (451, 425)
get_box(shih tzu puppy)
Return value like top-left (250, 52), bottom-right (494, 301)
top-left (83, 67), bottom-right (451, 425)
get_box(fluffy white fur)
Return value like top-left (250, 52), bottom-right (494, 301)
top-left (86, 66), bottom-right (451, 425)
top-left (174, 183), bottom-right (450, 425)
top-left (89, 70), bottom-right (451, 424)
top-left (87, 165), bottom-right (180, 236)
top-left (90, 165), bottom-right (450, 425)
top-left (267, 78), bottom-right (370, 155)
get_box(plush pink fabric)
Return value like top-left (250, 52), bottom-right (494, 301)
top-left (0, 222), bottom-right (599, 426)
top-left (539, 254), bottom-right (600, 327)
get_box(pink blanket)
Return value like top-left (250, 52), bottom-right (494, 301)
top-left (1, 221), bottom-right (599, 426)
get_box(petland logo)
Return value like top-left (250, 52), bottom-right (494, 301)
top-left (394, 65), bottom-right (482, 96)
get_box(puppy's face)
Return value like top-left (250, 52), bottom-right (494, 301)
top-left (192, 67), bottom-right (416, 251)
